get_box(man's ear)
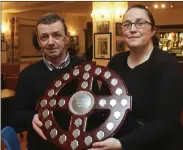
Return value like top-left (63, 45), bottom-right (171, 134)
top-left (32, 33), bottom-right (41, 50)
top-left (37, 34), bottom-right (41, 46)
top-left (64, 33), bottom-right (70, 44)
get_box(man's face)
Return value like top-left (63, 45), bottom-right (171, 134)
top-left (37, 21), bottom-right (68, 61)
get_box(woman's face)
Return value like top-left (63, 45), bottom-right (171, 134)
top-left (122, 8), bottom-right (155, 49)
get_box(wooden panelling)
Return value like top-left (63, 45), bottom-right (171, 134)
top-left (1, 63), bottom-right (20, 76)
top-left (4, 76), bottom-right (19, 90)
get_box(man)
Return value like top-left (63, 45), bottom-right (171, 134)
top-left (10, 13), bottom-right (86, 150)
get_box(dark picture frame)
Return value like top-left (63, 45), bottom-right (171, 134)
top-left (1, 41), bottom-right (7, 51)
top-left (94, 33), bottom-right (112, 59)
top-left (116, 23), bottom-right (123, 36)
top-left (70, 36), bottom-right (79, 46)
top-left (69, 36), bottom-right (79, 51)
top-left (1, 33), bottom-right (5, 41)
top-left (97, 21), bottom-right (109, 33)
top-left (116, 41), bottom-right (125, 52)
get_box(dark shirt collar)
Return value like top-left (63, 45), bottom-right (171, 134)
top-left (43, 51), bottom-right (70, 71)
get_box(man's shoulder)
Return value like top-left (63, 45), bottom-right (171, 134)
top-left (20, 60), bottom-right (44, 75)
top-left (70, 56), bottom-right (87, 65)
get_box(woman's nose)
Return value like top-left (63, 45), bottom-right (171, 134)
top-left (130, 24), bottom-right (137, 32)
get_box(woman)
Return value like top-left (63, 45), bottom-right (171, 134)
top-left (89, 5), bottom-right (183, 150)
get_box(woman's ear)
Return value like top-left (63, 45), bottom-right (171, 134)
top-left (153, 27), bottom-right (156, 34)
top-left (152, 26), bottom-right (156, 36)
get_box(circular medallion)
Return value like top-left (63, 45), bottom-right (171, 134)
top-left (69, 91), bottom-right (94, 115)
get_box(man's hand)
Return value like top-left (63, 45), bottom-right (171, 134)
top-left (32, 114), bottom-right (47, 140)
top-left (88, 138), bottom-right (122, 150)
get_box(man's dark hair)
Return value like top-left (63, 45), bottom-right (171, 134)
top-left (36, 13), bottom-right (68, 35)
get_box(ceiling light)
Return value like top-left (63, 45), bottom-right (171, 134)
top-left (145, 6), bottom-right (148, 9)
top-left (161, 4), bottom-right (165, 8)
top-left (171, 4), bottom-right (173, 8)
top-left (154, 4), bottom-right (158, 9)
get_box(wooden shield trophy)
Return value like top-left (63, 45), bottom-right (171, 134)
top-left (36, 62), bottom-right (132, 150)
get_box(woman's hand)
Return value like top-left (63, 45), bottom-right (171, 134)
top-left (88, 138), bottom-right (122, 150)
top-left (32, 114), bottom-right (47, 140)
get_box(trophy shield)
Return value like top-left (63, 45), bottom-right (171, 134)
top-left (36, 62), bottom-right (132, 150)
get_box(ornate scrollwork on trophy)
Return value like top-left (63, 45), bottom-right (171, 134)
top-left (36, 62), bottom-right (132, 150)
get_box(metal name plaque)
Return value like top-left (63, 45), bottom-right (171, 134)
top-left (36, 62), bottom-right (132, 150)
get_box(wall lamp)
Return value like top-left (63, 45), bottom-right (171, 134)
top-left (91, 9), bottom-right (111, 20)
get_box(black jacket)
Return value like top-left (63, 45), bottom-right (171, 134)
top-left (106, 46), bottom-right (183, 150)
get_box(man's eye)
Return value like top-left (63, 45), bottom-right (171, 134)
top-left (53, 33), bottom-right (62, 39)
top-left (40, 36), bottom-right (47, 40)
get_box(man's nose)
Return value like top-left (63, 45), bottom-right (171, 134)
top-left (48, 36), bottom-right (54, 45)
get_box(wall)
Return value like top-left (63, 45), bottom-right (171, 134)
top-left (1, 10), bottom-right (91, 64)
top-left (2, 12), bottom-right (13, 63)
top-left (92, 2), bottom-right (128, 66)
top-left (1, 4), bottom-right (183, 64)
top-left (151, 7), bottom-right (183, 25)
top-left (59, 13), bottom-right (91, 57)
top-left (15, 10), bottom-right (91, 57)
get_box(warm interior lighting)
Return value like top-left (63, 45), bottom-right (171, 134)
top-left (171, 4), bottom-right (173, 8)
top-left (115, 9), bottom-right (125, 21)
top-left (168, 33), bottom-right (173, 40)
top-left (2, 24), bottom-right (8, 33)
top-left (154, 4), bottom-right (158, 9)
top-left (161, 4), bottom-right (166, 8)
top-left (145, 6), bottom-right (148, 9)
top-left (91, 9), bottom-right (111, 20)
top-left (70, 31), bottom-right (76, 36)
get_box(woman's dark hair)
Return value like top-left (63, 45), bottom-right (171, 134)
top-left (36, 13), bottom-right (68, 35)
top-left (124, 5), bottom-right (159, 46)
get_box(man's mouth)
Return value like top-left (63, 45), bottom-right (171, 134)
top-left (128, 36), bottom-right (139, 39)
top-left (47, 48), bottom-right (57, 51)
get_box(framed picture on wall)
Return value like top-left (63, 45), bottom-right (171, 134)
top-left (97, 21), bottom-right (109, 33)
top-left (94, 33), bottom-right (111, 59)
top-left (69, 36), bottom-right (79, 51)
top-left (116, 23), bottom-right (123, 36)
top-left (116, 41), bottom-right (125, 52)
top-left (1, 41), bottom-right (7, 51)
top-left (70, 36), bottom-right (79, 45)
top-left (1, 33), bottom-right (5, 41)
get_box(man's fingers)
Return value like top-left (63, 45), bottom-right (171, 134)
top-left (33, 114), bottom-right (43, 127)
top-left (32, 121), bottom-right (47, 140)
top-left (32, 114), bottom-right (47, 140)
top-left (93, 141), bottom-right (105, 148)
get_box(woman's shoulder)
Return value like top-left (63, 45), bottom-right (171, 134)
top-left (153, 46), bottom-right (178, 65)
top-left (110, 51), bottom-right (129, 63)
top-left (107, 51), bottom-right (129, 69)
top-left (152, 47), bottom-right (182, 73)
